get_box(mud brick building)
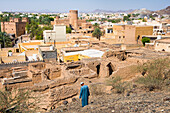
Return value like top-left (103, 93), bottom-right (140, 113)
top-left (51, 10), bottom-right (92, 30)
top-left (1, 17), bottom-right (29, 37)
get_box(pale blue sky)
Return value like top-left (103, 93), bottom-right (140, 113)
top-left (0, 0), bottom-right (169, 12)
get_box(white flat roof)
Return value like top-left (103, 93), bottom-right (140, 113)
top-left (64, 49), bottom-right (104, 58)
top-left (24, 45), bottom-right (39, 48)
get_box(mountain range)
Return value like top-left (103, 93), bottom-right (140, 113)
top-left (2, 6), bottom-right (170, 15)
top-left (91, 6), bottom-right (170, 15)
top-left (155, 6), bottom-right (170, 15)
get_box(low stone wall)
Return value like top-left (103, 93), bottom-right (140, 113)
top-left (69, 68), bottom-right (90, 76)
top-left (0, 60), bottom-right (43, 69)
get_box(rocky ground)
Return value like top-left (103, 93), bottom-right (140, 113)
top-left (50, 90), bottom-right (170, 113)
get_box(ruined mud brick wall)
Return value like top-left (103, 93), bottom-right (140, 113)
top-left (21, 61), bottom-right (100, 110)
top-left (69, 68), bottom-right (90, 76)
top-left (0, 61), bottom-right (43, 69)
top-left (63, 61), bottom-right (98, 78)
top-left (2, 78), bottom-right (33, 90)
top-left (0, 65), bottom-right (31, 90)
top-left (48, 68), bottom-right (61, 80)
top-left (82, 58), bottom-right (117, 78)
top-left (0, 68), bottom-right (13, 78)
top-left (102, 50), bottom-right (127, 61)
top-left (99, 61), bottom-right (116, 78)
top-left (27, 62), bottom-right (46, 84)
top-left (115, 52), bottom-right (127, 61)
top-left (49, 86), bottom-right (78, 107)
top-left (82, 58), bottom-right (101, 74)
top-left (28, 62), bottom-right (61, 84)
top-left (32, 85), bottom-right (78, 110)
top-left (65, 62), bottom-right (84, 70)
top-left (127, 57), bottom-right (149, 64)
top-left (86, 61), bottom-right (101, 73)
top-left (30, 73), bottom-right (79, 110)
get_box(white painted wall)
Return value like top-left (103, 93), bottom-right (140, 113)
top-left (43, 25), bottom-right (66, 42)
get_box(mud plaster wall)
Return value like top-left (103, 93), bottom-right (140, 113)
top-left (99, 61), bottom-right (116, 78)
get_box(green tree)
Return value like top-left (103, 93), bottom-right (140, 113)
top-left (92, 28), bottom-right (102, 41)
top-left (27, 20), bottom-right (39, 39)
top-left (108, 19), bottom-right (121, 23)
top-left (149, 15), bottom-right (155, 20)
top-left (141, 37), bottom-right (150, 46)
top-left (66, 26), bottom-right (72, 34)
top-left (128, 14), bottom-right (131, 18)
top-left (123, 16), bottom-right (131, 21)
top-left (86, 19), bottom-right (95, 22)
top-left (0, 32), bottom-right (12, 48)
top-left (35, 27), bottom-right (43, 40)
top-left (26, 20), bottom-right (52, 40)
top-left (93, 23), bottom-right (99, 28)
top-left (161, 16), bottom-right (165, 19)
top-left (49, 17), bottom-right (54, 21)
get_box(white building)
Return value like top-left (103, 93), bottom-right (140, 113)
top-left (43, 25), bottom-right (66, 42)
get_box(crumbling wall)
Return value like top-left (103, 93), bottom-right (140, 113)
top-left (28, 62), bottom-right (61, 84)
top-left (99, 61), bottom-right (116, 78)
top-left (49, 86), bottom-right (78, 108)
top-left (1, 78), bottom-right (33, 90)
top-left (69, 68), bottom-right (90, 76)
top-left (82, 58), bottom-right (101, 75)
top-left (102, 50), bottom-right (127, 61)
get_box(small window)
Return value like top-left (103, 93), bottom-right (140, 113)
top-left (16, 49), bottom-right (19, 53)
top-left (119, 36), bottom-right (121, 39)
top-left (123, 36), bottom-right (125, 38)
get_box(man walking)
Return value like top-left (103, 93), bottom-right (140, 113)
top-left (79, 82), bottom-right (90, 107)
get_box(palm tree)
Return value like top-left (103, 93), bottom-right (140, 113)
top-left (92, 28), bottom-right (102, 41)
top-left (0, 32), bottom-right (12, 48)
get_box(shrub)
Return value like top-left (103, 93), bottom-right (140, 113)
top-left (141, 37), bottom-right (150, 46)
top-left (66, 26), bottom-right (72, 33)
top-left (90, 84), bottom-right (104, 96)
top-left (0, 89), bottom-right (38, 113)
top-left (136, 58), bottom-right (170, 90)
top-left (136, 76), bottom-right (164, 90)
top-left (106, 76), bottom-right (129, 93)
top-left (8, 50), bottom-right (12, 52)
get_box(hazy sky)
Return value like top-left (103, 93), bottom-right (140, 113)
top-left (0, 0), bottom-right (169, 12)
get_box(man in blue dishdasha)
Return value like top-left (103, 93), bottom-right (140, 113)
top-left (79, 82), bottom-right (90, 107)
